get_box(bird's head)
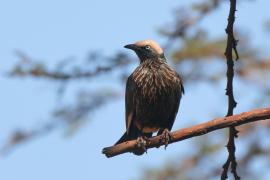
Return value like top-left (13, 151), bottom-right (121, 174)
top-left (124, 40), bottom-right (165, 62)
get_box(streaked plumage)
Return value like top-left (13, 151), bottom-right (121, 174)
top-left (115, 40), bottom-right (184, 149)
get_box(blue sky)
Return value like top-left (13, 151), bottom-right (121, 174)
top-left (1, 0), bottom-right (270, 180)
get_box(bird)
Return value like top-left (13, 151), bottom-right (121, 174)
top-left (114, 40), bottom-right (184, 153)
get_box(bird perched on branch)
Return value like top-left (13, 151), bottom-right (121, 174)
top-left (115, 40), bottom-right (184, 154)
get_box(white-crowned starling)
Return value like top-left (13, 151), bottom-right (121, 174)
top-left (115, 40), bottom-right (184, 153)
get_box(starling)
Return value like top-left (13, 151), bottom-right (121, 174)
top-left (115, 40), bottom-right (184, 152)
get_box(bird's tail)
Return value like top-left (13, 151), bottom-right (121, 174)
top-left (114, 132), bottom-right (129, 145)
top-left (115, 127), bottom-right (152, 145)
top-left (114, 127), bottom-right (152, 156)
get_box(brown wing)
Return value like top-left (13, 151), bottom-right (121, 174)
top-left (168, 89), bottom-right (182, 130)
top-left (167, 74), bottom-right (184, 131)
top-left (125, 76), bottom-right (136, 135)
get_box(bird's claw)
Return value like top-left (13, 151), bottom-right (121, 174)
top-left (135, 136), bottom-right (147, 154)
top-left (159, 129), bottom-right (172, 150)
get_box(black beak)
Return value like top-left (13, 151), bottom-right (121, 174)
top-left (124, 44), bottom-right (139, 51)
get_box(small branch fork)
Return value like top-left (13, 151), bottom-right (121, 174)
top-left (222, 0), bottom-right (240, 179)
top-left (102, 108), bottom-right (270, 158)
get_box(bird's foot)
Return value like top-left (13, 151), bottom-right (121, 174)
top-left (136, 136), bottom-right (147, 151)
top-left (159, 129), bottom-right (172, 150)
top-left (133, 136), bottom-right (148, 155)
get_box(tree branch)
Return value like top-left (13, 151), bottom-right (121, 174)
top-left (222, 0), bottom-right (239, 179)
top-left (102, 107), bottom-right (270, 158)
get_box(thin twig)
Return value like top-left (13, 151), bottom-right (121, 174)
top-left (221, 0), bottom-right (240, 179)
top-left (102, 107), bottom-right (270, 158)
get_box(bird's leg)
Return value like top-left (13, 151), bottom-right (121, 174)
top-left (135, 128), bottom-right (151, 154)
top-left (136, 136), bottom-right (147, 150)
top-left (159, 128), bottom-right (172, 149)
top-left (133, 136), bottom-right (148, 155)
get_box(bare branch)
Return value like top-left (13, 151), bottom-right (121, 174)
top-left (222, 0), bottom-right (240, 179)
top-left (9, 52), bottom-right (131, 81)
top-left (102, 107), bottom-right (270, 158)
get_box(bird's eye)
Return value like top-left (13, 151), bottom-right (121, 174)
top-left (145, 45), bottom-right (151, 50)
